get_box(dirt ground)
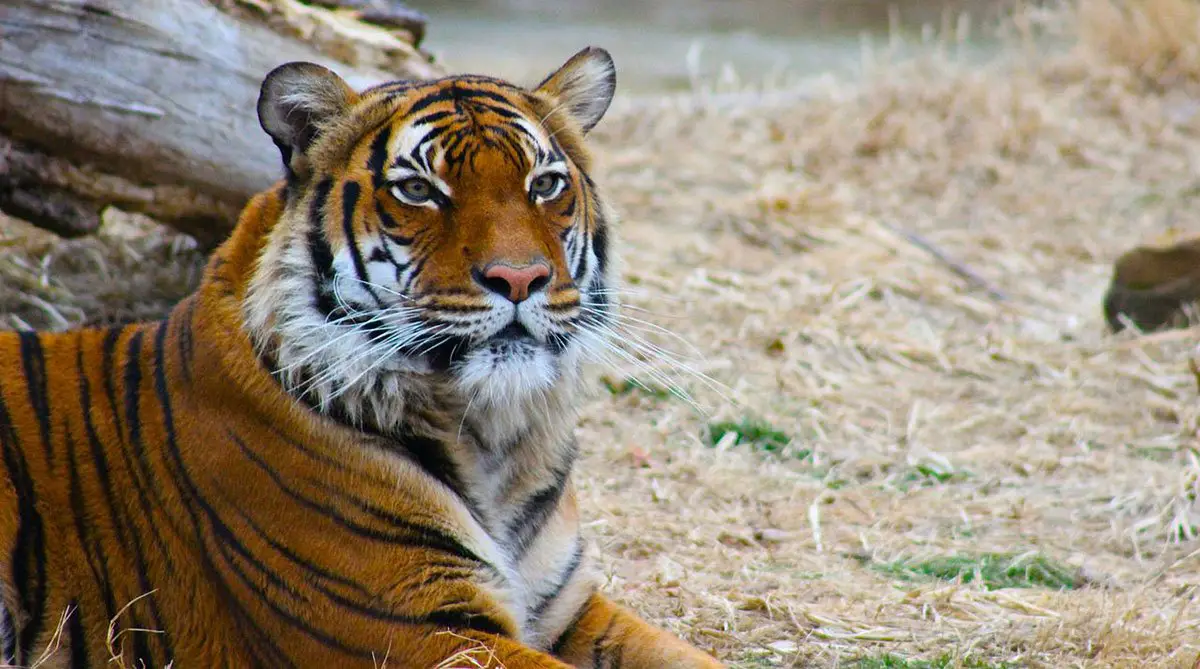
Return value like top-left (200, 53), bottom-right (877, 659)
top-left (3, 1), bottom-right (1200, 667)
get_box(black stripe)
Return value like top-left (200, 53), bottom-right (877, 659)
top-left (120, 326), bottom-right (175, 668)
top-left (400, 256), bottom-right (426, 293)
top-left (592, 211), bottom-right (609, 275)
top-left (367, 240), bottom-right (408, 291)
top-left (508, 453), bottom-right (574, 558)
top-left (421, 336), bottom-right (470, 372)
top-left (299, 472), bottom-right (492, 571)
top-left (18, 332), bottom-right (53, 467)
top-left (569, 232), bottom-right (587, 283)
top-left (549, 592), bottom-right (595, 657)
top-left (425, 304), bottom-right (489, 314)
top-left (473, 100), bottom-right (525, 121)
top-left (132, 631), bottom-right (156, 669)
top-left (426, 609), bottom-right (510, 637)
top-left (226, 431), bottom-right (486, 564)
top-left (226, 504), bottom-right (374, 599)
top-left (202, 521), bottom-right (364, 660)
top-left (529, 539), bottom-right (585, 623)
top-left (489, 131), bottom-right (529, 170)
top-left (453, 88), bottom-right (524, 113)
top-left (388, 430), bottom-right (463, 497)
top-left (388, 154), bottom-right (423, 175)
top-left (367, 125), bottom-right (393, 189)
top-left (67, 601), bottom-right (87, 669)
top-left (0, 387), bottom-right (46, 664)
top-left (65, 414), bottom-right (119, 635)
top-left (123, 331), bottom-right (144, 449)
top-left (397, 560), bottom-right (481, 591)
top-left (403, 87), bottom-right (456, 118)
top-left (76, 344), bottom-right (139, 632)
top-left (123, 329), bottom-right (178, 547)
top-left (545, 299), bottom-right (581, 314)
top-left (176, 300), bottom-right (196, 385)
top-left (408, 109), bottom-right (456, 129)
top-left (307, 179), bottom-right (339, 318)
top-left (100, 328), bottom-right (126, 444)
top-left (375, 202), bottom-right (410, 240)
top-left (111, 328), bottom-right (181, 575)
top-left (212, 516), bottom-right (309, 602)
top-left (266, 425), bottom-right (364, 478)
top-left (592, 614), bottom-right (620, 669)
top-left (441, 132), bottom-right (464, 167)
top-left (409, 136), bottom-right (432, 173)
top-left (272, 137), bottom-right (296, 186)
top-left (340, 181), bottom-right (379, 307)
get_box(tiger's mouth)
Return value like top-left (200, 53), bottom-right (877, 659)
top-left (478, 319), bottom-right (567, 357)
top-left (421, 314), bottom-right (568, 372)
top-left (490, 321), bottom-right (535, 343)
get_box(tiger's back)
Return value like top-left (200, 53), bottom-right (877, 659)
top-left (0, 48), bottom-right (726, 668)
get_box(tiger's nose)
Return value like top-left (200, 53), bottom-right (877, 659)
top-left (478, 262), bottom-right (552, 303)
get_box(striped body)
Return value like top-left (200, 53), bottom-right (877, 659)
top-left (0, 49), bottom-right (724, 667)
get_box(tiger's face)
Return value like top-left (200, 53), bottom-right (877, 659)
top-left (246, 49), bottom-right (618, 425)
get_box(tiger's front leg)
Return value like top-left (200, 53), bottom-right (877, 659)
top-left (550, 592), bottom-right (725, 668)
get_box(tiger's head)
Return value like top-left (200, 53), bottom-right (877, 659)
top-left (242, 48), bottom-right (618, 431)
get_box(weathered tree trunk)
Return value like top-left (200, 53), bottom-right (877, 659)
top-left (0, 0), bottom-right (442, 247)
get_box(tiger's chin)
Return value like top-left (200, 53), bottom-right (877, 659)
top-left (451, 330), bottom-right (572, 408)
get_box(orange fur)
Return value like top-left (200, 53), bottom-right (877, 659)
top-left (0, 49), bottom-right (724, 667)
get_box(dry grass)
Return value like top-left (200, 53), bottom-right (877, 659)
top-left (0, 210), bottom-right (205, 331)
top-left (3, 1), bottom-right (1200, 667)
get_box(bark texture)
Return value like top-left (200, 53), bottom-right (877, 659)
top-left (0, 0), bottom-right (441, 246)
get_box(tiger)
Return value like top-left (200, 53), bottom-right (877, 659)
top-left (0, 47), bottom-right (726, 668)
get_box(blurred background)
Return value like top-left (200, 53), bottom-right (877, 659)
top-left (408, 0), bottom-right (1019, 92)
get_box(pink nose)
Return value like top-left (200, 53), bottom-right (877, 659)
top-left (481, 263), bottom-right (552, 303)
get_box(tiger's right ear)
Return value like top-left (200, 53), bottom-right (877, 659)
top-left (534, 47), bottom-right (616, 134)
top-left (257, 62), bottom-right (359, 177)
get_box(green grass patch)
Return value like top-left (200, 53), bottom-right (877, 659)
top-left (600, 375), bottom-right (679, 400)
top-left (885, 462), bottom-right (970, 491)
top-left (850, 652), bottom-right (1013, 669)
top-left (873, 552), bottom-right (1082, 591)
top-left (705, 418), bottom-right (811, 460)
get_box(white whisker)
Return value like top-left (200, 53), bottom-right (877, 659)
top-left (576, 306), bottom-right (705, 359)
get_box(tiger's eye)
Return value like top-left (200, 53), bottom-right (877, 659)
top-left (530, 173), bottom-right (565, 199)
top-left (393, 177), bottom-right (433, 203)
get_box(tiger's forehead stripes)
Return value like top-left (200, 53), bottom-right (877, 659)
top-left (347, 81), bottom-right (567, 184)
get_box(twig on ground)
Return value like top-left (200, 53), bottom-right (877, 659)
top-left (881, 222), bottom-right (1009, 302)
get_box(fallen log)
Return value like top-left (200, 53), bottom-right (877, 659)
top-left (0, 0), bottom-right (442, 247)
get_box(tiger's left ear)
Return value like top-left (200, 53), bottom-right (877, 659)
top-left (534, 47), bottom-right (616, 134)
top-left (258, 62), bottom-right (360, 178)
